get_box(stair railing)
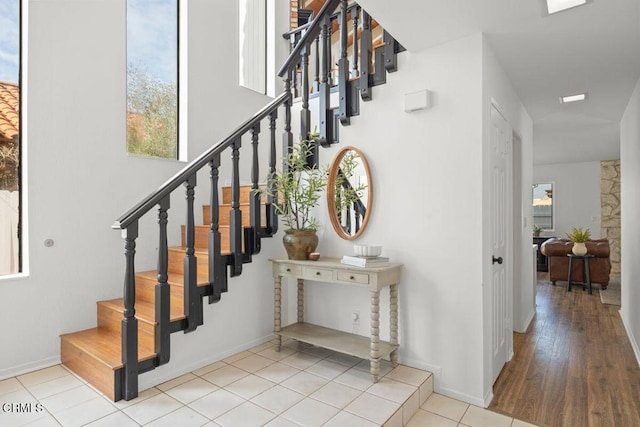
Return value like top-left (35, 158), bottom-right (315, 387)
top-left (280, 0), bottom-right (403, 166)
top-left (112, 92), bottom-right (289, 400)
top-left (111, 0), bottom-right (350, 402)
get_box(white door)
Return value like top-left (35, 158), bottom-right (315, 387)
top-left (490, 103), bottom-right (513, 383)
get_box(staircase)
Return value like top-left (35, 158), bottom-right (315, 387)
top-left (60, 0), bottom-right (404, 402)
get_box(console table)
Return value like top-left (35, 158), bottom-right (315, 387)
top-left (270, 258), bottom-right (402, 382)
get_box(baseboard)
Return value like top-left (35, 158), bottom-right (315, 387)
top-left (483, 387), bottom-right (495, 408)
top-left (399, 356), bottom-right (440, 383)
top-left (400, 356), bottom-right (487, 407)
top-left (515, 308), bottom-right (535, 333)
top-left (620, 308), bottom-right (640, 368)
top-left (0, 356), bottom-right (61, 381)
top-left (435, 384), bottom-right (487, 408)
top-left (138, 334), bottom-right (273, 391)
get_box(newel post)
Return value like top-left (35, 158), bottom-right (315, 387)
top-left (122, 221), bottom-right (139, 401)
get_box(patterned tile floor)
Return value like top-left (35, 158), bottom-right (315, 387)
top-left (0, 339), bottom-right (538, 426)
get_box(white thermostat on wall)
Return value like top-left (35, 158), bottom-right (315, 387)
top-left (404, 89), bottom-right (431, 112)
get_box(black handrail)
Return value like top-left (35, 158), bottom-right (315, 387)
top-left (113, 91), bottom-right (289, 230)
top-left (277, 0), bottom-right (340, 77)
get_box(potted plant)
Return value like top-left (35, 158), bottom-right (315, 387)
top-left (264, 139), bottom-right (327, 260)
top-left (566, 227), bottom-right (591, 255)
top-left (533, 224), bottom-right (542, 237)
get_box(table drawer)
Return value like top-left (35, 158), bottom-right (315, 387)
top-left (337, 271), bottom-right (370, 285)
top-left (303, 267), bottom-right (333, 281)
top-left (278, 264), bottom-right (301, 276)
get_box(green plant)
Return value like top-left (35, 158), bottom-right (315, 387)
top-left (262, 139), bottom-right (328, 231)
top-left (566, 227), bottom-right (591, 242)
top-left (532, 224), bottom-right (542, 234)
top-left (333, 150), bottom-right (368, 218)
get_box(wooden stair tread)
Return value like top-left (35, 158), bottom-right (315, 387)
top-left (168, 246), bottom-right (233, 256)
top-left (61, 327), bottom-right (155, 370)
top-left (136, 269), bottom-right (211, 287)
top-left (100, 298), bottom-right (184, 323)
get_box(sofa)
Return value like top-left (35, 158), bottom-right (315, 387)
top-left (540, 238), bottom-right (611, 289)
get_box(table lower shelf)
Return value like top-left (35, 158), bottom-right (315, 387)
top-left (278, 322), bottom-right (398, 360)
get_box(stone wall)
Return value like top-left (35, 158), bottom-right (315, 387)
top-left (601, 160), bottom-right (621, 276)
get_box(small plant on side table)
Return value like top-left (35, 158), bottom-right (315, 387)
top-left (261, 138), bottom-right (327, 259)
top-left (567, 227), bottom-right (591, 255)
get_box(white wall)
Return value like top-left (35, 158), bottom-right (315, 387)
top-left (533, 161), bottom-right (602, 240)
top-left (620, 77), bottom-right (640, 365)
top-left (480, 36), bottom-right (533, 405)
top-left (0, 0), bottom-right (292, 389)
top-left (290, 34), bottom-right (487, 404)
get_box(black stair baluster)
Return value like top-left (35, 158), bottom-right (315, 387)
top-left (383, 30), bottom-right (398, 73)
top-left (122, 221), bottom-right (139, 401)
top-left (267, 110), bottom-right (278, 235)
top-left (314, 36), bottom-right (320, 92)
top-left (337, 0), bottom-right (350, 126)
top-left (301, 44), bottom-right (318, 168)
top-left (184, 175), bottom-right (201, 332)
top-left (290, 34), bottom-right (299, 98)
top-left (301, 45), bottom-right (311, 142)
top-left (351, 6), bottom-right (360, 78)
top-left (155, 197), bottom-right (170, 365)
top-left (360, 11), bottom-right (372, 101)
top-left (250, 123), bottom-right (262, 254)
top-left (354, 201), bottom-right (361, 234)
top-left (230, 139), bottom-right (243, 277)
top-left (283, 73), bottom-right (294, 168)
top-left (319, 16), bottom-right (334, 145)
top-left (208, 154), bottom-right (225, 303)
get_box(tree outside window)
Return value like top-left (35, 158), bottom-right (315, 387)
top-left (126, 0), bottom-right (178, 159)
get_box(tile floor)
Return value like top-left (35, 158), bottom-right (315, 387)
top-left (0, 339), bottom-right (538, 426)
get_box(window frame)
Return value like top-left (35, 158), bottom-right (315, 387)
top-left (532, 182), bottom-right (555, 231)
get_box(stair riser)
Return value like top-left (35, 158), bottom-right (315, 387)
top-left (168, 248), bottom-right (209, 276)
top-left (135, 274), bottom-right (184, 312)
top-left (202, 205), bottom-right (267, 227)
top-left (222, 185), bottom-right (266, 205)
top-left (61, 340), bottom-right (118, 401)
top-left (97, 303), bottom-right (155, 351)
top-left (181, 225), bottom-right (237, 251)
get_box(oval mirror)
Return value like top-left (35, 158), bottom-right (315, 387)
top-left (327, 146), bottom-right (373, 240)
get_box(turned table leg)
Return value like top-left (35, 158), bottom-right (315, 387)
top-left (370, 290), bottom-right (381, 382)
top-left (390, 283), bottom-right (399, 367)
top-left (274, 276), bottom-right (282, 351)
top-left (297, 279), bottom-right (304, 323)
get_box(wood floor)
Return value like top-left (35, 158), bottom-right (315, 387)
top-left (489, 274), bottom-right (640, 427)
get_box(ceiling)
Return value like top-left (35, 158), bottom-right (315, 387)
top-left (356, 0), bottom-right (640, 165)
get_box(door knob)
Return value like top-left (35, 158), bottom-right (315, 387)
top-left (492, 256), bottom-right (503, 265)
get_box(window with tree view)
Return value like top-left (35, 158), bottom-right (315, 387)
top-left (127, 0), bottom-right (178, 159)
top-left (0, 0), bottom-right (21, 275)
top-left (532, 183), bottom-right (553, 230)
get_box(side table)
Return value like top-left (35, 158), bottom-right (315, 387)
top-left (567, 254), bottom-right (595, 294)
top-left (270, 258), bottom-right (402, 382)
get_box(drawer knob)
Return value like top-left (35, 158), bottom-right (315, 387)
top-left (350, 276), bottom-right (355, 280)
top-left (316, 271), bottom-right (321, 276)
top-left (286, 268), bottom-right (291, 272)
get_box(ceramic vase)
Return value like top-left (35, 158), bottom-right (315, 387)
top-left (572, 242), bottom-right (587, 256)
top-left (283, 230), bottom-right (318, 260)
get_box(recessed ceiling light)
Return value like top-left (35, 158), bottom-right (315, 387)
top-left (546, 0), bottom-right (588, 15)
top-left (560, 93), bottom-right (588, 104)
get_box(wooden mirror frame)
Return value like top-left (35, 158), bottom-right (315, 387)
top-left (326, 146), bottom-right (373, 240)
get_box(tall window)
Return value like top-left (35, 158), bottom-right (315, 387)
top-left (127, 0), bottom-right (178, 159)
top-left (239, 0), bottom-right (267, 94)
top-left (533, 183), bottom-right (554, 230)
top-left (0, 0), bottom-right (21, 275)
